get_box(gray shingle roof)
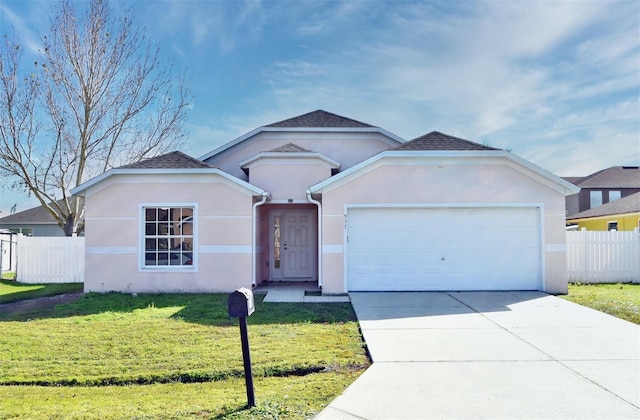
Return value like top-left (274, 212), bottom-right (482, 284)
top-left (265, 110), bottom-right (375, 128)
top-left (119, 151), bottom-right (214, 169)
top-left (0, 198), bottom-right (84, 224)
top-left (267, 143), bottom-right (314, 153)
top-left (567, 191), bottom-right (640, 220)
top-left (394, 131), bottom-right (499, 151)
top-left (571, 166), bottom-right (640, 188)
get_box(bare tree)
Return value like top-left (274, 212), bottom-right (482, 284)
top-left (0, 0), bottom-right (190, 235)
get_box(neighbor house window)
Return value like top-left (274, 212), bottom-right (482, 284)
top-left (609, 191), bottom-right (621, 202)
top-left (607, 221), bottom-right (618, 231)
top-left (142, 205), bottom-right (195, 268)
top-left (590, 191), bottom-right (602, 208)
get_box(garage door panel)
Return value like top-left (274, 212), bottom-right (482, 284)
top-left (347, 207), bottom-right (541, 291)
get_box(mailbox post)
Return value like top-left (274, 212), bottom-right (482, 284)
top-left (227, 288), bottom-right (256, 408)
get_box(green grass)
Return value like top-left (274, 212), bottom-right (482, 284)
top-left (0, 279), bottom-right (83, 303)
top-left (561, 283), bottom-right (640, 325)
top-left (1, 271), bottom-right (16, 280)
top-left (0, 292), bottom-right (369, 418)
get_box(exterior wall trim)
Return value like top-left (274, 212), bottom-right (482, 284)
top-left (137, 202), bottom-right (199, 273)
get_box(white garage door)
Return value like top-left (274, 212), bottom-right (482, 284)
top-left (347, 207), bottom-right (541, 291)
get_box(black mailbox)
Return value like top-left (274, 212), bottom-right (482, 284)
top-left (228, 288), bottom-right (255, 318)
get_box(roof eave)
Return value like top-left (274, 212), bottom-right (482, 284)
top-left (310, 150), bottom-right (580, 196)
top-left (239, 151), bottom-right (341, 169)
top-left (71, 167), bottom-right (267, 196)
top-left (567, 211), bottom-right (640, 222)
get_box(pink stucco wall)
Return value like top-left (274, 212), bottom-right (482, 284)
top-left (83, 173), bottom-right (255, 293)
top-left (318, 158), bottom-right (569, 294)
top-left (205, 131), bottom-right (397, 181)
top-left (248, 159), bottom-right (331, 201)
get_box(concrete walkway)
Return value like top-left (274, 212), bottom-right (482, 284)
top-left (255, 282), bottom-right (350, 303)
top-left (316, 291), bottom-right (640, 419)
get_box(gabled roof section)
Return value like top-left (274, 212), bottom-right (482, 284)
top-left (570, 166), bottom-right (640, 188)
top-left (310, 146), bottom-right (580, 196)
top-left (198, 111), bottom-right (403, 162)
top-left (567, 191), bottom-right (640, 220)
top-left (267, 143), bottom-right (314, 153)
top-left (239, 143), bottom-right (340, 171)
top-left (71, 151), bottom-right (266, 197)
top-left (394, 131), bottom-right (499, 151)
top-left (265, 110), bottom-right (374, 128)
top-left (119, 151), bottom-right (214, 169)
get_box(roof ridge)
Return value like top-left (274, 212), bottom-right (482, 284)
top-left (265, 110), bottom-right (375, 128)
top-left (119, 151), bottom-right (215, 169)
top-left (267, 143), bottom-right (315, 153)
top-left (394, 131), bottom-right (499, 151)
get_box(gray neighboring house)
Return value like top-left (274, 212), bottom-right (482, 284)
top-left (564, 166), bottom-right (640, 216)
top-left (0, 200), bottom-right (73, 236)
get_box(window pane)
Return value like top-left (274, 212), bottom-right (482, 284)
top-left (590, 191), bottom-right (602, 208)
top-left (145, 208), bottom-right (157, 221)
top-left (143, 206), bottom-right (194, 268)
top-left (145, 222), bottom-right (156, 235)
top-left (157, 222), bottom-right (169, 235)
top-left (274, 216), bottom-right (281, 269)
top-left (157, 252), bottom-right (169, 265)
top-left (609, 191), bottom-right (621, 202)
top-left (145, 252), bottom-right (157, 265)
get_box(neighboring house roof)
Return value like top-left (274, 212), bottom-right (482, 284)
top-left (394, 131), bottom-right (499, 151)
top-left (265, 110), bottom-right (374, 128)
top-left (567, 191), bottom-right (640, 220)
top-left (198, 110), bottom-right (404, 162)
top-left (119, 151), bottom-right (215, 169)
top-left (569, 166), bottom-right (640, 188)
top-left (0, 198), bottom-right (83, 225)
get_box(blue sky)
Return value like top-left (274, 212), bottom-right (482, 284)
top-left (1, 0), bottom-right (639, 215)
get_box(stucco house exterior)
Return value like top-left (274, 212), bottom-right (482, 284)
top-left (564, 166), bottom-right (640, 216)
top-left (71, 110), bottom-right (579, 295)
top-left (567, 191), bottom-right (640, 231)
top-left (0, 199), bottom-right (75, 237)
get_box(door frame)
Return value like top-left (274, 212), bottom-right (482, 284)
top-left (269, 208), bottom-right (317, 281)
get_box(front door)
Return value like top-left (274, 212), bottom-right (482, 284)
top-left (270, 209), bottom-right (316, 280)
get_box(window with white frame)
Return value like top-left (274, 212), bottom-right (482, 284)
top-left (142, 206), bottom-right (194, 268)
top-left (607, 221), bottom-right (618, 231)
top-left (609, 191), bottom-right (621, 202)
top-left (590, 191), bottom-right (602, 209)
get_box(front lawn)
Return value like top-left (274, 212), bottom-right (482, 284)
top-left (0, 278), bottom-right (83, 303)
top-left (561, 283), bottom-right (640, 325)
top-left (0, 293), bottom-right (370, 418)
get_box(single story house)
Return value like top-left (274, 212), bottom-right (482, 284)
top-left (0, 200), bottom-right (73, 237)
top-left (567, 191), bottom-right (640, 231)
top-left (71, 110), bottom-right (579, 294)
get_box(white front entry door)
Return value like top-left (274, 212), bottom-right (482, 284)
top-left (271, 210), bottom-right (316, 280)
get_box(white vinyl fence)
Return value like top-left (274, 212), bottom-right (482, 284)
top-left (567, 229), bottom-right (640, 283)
top-left (17, 236), bottom-right (85, 283)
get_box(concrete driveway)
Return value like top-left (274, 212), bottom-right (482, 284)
top-left (316, 291), bottom-right (640, 419)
